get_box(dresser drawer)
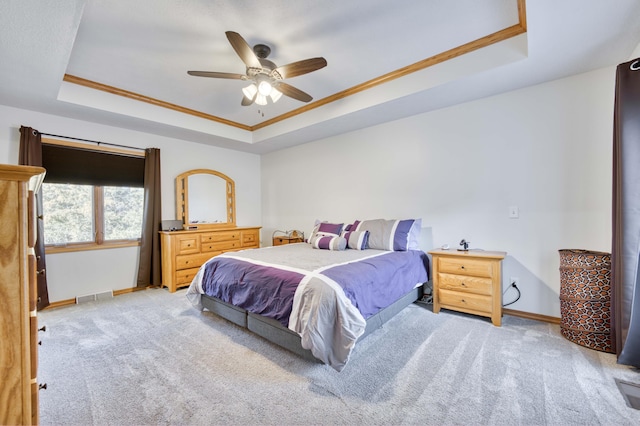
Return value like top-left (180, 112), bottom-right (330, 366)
top-left (201, 230), bottom-right (240, 243)
top-left (439, 289), bottom-right (492, 313)
top-left (176, 267), bottom-right (200, 285)
top-left (175, 235), bottom-right (200, 255)
top-left (437, 273), bottom-right (493, 296)
top-left (242, 229), bottom-right (259, 246)
top-left (201, 239), bottom-right (240, 252)
top-left (437, 256), bottom-right (494, 278)
top-left (176, 252), bottom-right (214, 270)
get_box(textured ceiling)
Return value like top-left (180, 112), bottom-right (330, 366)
top-left (1, 0), bottom-right (640, 153)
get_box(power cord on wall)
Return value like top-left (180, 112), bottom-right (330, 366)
top-left (502, 280), bottom-right (521, 307)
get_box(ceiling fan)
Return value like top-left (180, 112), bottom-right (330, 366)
top-left (187, 31), bottom-right (327, 106)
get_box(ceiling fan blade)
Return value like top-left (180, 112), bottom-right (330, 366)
top-left (187, 71), bottom-right (245, 79)
top-left (241, 93), bottom-right (256, 106)
top-left (272, 57), bottom-right (327, 79)
top-left (225, 31), bottom-right (262, 69)
top-left (277, 82), bottom-right (313, 103)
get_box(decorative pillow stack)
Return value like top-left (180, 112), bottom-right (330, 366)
top-left (308, 221), bottom-right (347, 250)
top-left (307, 218), bottom-right (421, 251)
top-left (341, 221), bottom-right (369, 250)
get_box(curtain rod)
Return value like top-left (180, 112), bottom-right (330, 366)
top-left (40, 132), bottom-right (146, 151)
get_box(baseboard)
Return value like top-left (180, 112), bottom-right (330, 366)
top-left (43, 290), bottom-right (562, 326)
top-left (503, 308), bottom-right (560, 324)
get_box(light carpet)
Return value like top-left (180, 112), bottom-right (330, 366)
top-left (37, 288), bottom-right (640, 425)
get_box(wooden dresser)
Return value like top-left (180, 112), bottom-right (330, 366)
top-left (160, 226), bottom-right (261, 292)
top-left (0, 164), bottom-right (46, 425)
top-left (429, 249), bottom-right (506, 326)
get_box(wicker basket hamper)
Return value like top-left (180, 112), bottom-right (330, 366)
top-left (558, 249), bottom-right (613, 353)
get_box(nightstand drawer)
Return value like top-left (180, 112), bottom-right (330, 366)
top-left (273, 236), bottom-right (304, 246)
top-left (437, 256), bottom-right (494, 278)
top-left (439, 289), bottom-right (492, 313)
top-left (438, 273), bottom-right (493, 295)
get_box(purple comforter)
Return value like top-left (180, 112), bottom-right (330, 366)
top-left (200, 258), bottom-right (305, 327)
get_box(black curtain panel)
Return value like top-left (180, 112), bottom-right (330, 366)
top-left (136, 148), bottom-right (162, 288)
top-left (18, 126), bottom-right (50, 310)
top-left (612, 57), bottom-right (640, 367)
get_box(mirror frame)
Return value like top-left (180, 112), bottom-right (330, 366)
top-left (176, 168), bottom-right (236, 230)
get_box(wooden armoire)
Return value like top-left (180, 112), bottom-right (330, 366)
top-left (0, 164), bottom-right (46, 425)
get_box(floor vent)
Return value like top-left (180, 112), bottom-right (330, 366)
top-left (615, 378), bottom-right (640, 410)
top-left (76, 290), bottom-right (114, 304)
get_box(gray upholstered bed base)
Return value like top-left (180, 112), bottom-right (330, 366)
top-left (200, 284), bottom-right (424, 363)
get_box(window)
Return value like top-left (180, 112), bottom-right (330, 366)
top-left (43, 184), bottom-right (144, 247)
top-left (41, 140), bottom-right (145, 251)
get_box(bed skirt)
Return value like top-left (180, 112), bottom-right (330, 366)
top-left (201, 284), bottom-right (424, 363)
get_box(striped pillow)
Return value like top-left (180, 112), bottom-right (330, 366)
top-left (355, 219), bottom-right (420, 251)
top-left (346, 230), bottom-right (369, 250)
top-left (310, 233), bottom-right (347, 250)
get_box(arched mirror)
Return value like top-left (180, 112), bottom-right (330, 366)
top-left (176, 169), bottom-right (236, 230)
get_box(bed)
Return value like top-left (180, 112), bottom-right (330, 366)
top-left (186, 218), bottom-right (430, 371)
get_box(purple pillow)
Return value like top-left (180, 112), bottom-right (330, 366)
top-left (317, 222), bottom-right (344, 235)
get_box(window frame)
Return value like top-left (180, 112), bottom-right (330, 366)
top-left (42, 138), bottom-right (145, 254)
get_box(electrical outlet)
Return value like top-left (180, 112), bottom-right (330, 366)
top-left (510, 276), bottom-right (519, 287)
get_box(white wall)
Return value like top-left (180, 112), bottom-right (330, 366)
top-left (261, 66), bottom-right (616, 318)
top-left (0, 105), bottom-right (261, 302)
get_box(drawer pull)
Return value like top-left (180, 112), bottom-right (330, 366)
top-left (39, 325), bottom-right (46, 332)
top-left (461, 299), bottom-right (466, 303)
top-left (460, 265), bottom-right (465, 270)
top-left (36, 268), bottom-right (46, 276)
top-left (38, 340), bottom-right (42, 346)
top-left (39, 383), bottom-right (47, 390)
top-left (461, 282), bottom-right (466, 287)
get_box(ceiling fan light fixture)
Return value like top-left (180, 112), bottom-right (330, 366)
top-left (242, 83), bottom-right (257, 99)
top-left (255, 93), bottom-right (268, 106)
top-left (269, 87), bottom-right (282, 103)
top-left (257, 80), bottom-right (273, 97)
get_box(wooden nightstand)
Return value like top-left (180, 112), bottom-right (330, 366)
top-left (273, 236), bottom-right (304, 245)
top-left (428, 249), bottom-right (506, 326)
top-left (272, 230), bottom-right (304, 246)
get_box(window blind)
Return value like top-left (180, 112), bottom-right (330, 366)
top-left (42, 144), bottom-right (144, 187)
